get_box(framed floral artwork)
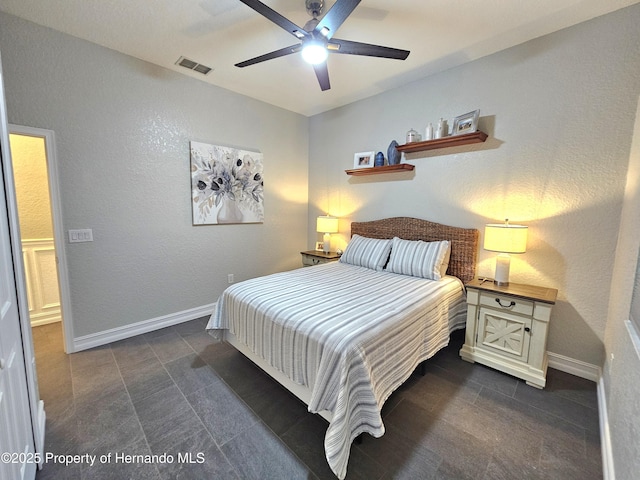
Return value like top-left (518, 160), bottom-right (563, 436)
top-left (190, 141), bottom-right (264, 224)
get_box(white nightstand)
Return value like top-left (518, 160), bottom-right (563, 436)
top-left (459, 278), bottom-right (558, 388)
top-left (300, 250), bottom-right (340, 267)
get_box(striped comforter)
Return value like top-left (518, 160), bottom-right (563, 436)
top-left (206, 261), bottom-right (467, 479)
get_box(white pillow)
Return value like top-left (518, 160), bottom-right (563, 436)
top-left (385, 237), bottom-right (450, 280)
top-left (339, 234), bottom-right (392, 271)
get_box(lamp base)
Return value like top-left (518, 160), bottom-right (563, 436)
top-left (494, 253), bottom-right (511, 285)
top-left (323, 232), bottom-right (331, 254)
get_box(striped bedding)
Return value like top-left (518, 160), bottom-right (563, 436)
top-left (206, 261), bottom-right (467, 479)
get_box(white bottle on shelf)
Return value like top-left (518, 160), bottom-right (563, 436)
top-left (435, 118), bottom-right (449, 138)
top-left (435, 118), bottom-right (444, 139)
top-left (425, 123), bottom-right (434, 140)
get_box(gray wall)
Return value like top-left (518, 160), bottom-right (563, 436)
top-left (603, 81), bottom-right (640, 479)
top-left (308, 5), bottom-right (640, 368)
top-left (2, 5), bottom-right (640, 478)
top-left (0, 12), bottom-right (309, 338)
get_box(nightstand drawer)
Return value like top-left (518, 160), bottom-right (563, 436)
top-left (302, 254), bottom-right (325, 266)
top-left (300, 251), bottom-right (340, 267)
top-left (479, 291), bottom-right (533, 317)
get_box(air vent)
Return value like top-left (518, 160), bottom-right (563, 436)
top-left (175, 56), bottom-right (213, 75)
top-left (193, 64), bottom-right (212, 75)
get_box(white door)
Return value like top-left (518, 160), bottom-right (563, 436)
top-left (0, 52), bottom-right (37, 480)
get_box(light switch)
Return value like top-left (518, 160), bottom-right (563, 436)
top-left (69, 229), bottom-right (93, 243)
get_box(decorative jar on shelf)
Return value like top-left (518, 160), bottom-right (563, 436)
top-left (406, 128), bottom-right (420, 143)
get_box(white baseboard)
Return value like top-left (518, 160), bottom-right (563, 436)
top-left (547, 351), bottom-right (601, 383)
top-left (547, 352), bottom-right (612, 479)
top-left (31, 317), bottom-right (61, 327)
top-left (597, 376), bottom-right (615, 480)
top-left (36, 400), bottom-right (46, 468)
top-left (72, 303), bottom-right (216, 352)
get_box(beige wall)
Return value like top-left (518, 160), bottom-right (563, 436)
top-left (9, 134), bottom-right (53, 240)
top-left (308, 5), bottom-right (640, 367)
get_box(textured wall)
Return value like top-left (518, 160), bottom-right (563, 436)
top-left (602, 89), bottom-right (640, 478)
top-left (632, 259), bottom-right (640, 326)
top-left (9, 134), bottom-right (53, 239)
top-left (308, 5), bottom-right (640, 366)
top-left (0, 12), bottom-right (309, 338)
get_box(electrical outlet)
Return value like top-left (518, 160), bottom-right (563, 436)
top-left (227, 274), bottom-right (234, 284)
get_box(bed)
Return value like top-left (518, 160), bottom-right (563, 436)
top-left (206, 217), bottom-right (478, 479)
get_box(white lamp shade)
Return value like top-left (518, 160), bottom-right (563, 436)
top-left (316, 215), bottom-right (339, 234)
top-left (484, 224), bottom-right (528, 254)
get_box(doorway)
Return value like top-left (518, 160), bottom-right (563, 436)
top-left (8, 125), bottom-right (74, 354)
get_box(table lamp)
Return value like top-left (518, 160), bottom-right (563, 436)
top-left (484, 219), bottom-right (528, 285)
top-left (316, 215), bottom-right (339, 254)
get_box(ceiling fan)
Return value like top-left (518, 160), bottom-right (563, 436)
top-left (235, 0), bottom-right (410, 91)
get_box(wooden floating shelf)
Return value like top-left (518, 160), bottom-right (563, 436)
top-left (345, 163), bottom-right (415, 176)
top-left (396, 130), bottom-right (488, 154)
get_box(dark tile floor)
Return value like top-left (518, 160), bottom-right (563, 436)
top-left (33, 318), bottom-right (603, 479)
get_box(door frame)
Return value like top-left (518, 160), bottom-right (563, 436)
top-left (0, 47), bottom-right (42, 470)
top-left (9, 124), bottom-right (74, 354)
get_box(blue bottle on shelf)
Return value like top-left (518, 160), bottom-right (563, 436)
top-left (387, 140), bottom-right (401, 165)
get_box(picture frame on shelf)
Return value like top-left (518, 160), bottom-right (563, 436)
top-left (353, 151), bottom-right (375, 169)
top-left (452, 109), bottom-right (480, 136)
top-left (315, 241), bottom-right (324, 251)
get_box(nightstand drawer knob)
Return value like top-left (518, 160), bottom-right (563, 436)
top-left (524, 327), bottom-right (531, 332)
top-left (312, 258), bottom-right (320, 264)
top-left (495, 298), bottom-right (516, 308)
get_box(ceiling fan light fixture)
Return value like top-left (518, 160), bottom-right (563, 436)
top-left (234, 0), bottom-right (410, 91)
top-left (301, 42), bottom-right (328, 64)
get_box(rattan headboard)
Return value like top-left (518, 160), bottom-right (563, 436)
top-left (350, 217), bottom-right (479, 284)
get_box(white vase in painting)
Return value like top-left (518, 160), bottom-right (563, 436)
top-left (217, 196), bottom-right (243, 224)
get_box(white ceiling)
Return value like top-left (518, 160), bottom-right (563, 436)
top-left (0, 0), bottom-right (637, 116)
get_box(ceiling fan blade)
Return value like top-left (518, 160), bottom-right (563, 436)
top-left (238, 0), bottom-right (310, 39)
top-left (313, 62), bottom-right (331, 91)
top-left (328, 38), bottom-right (410, 60)
top-left (314, 0), bottom-right (361, 39)
top-left (235, 44), bottom-right (302, 68)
